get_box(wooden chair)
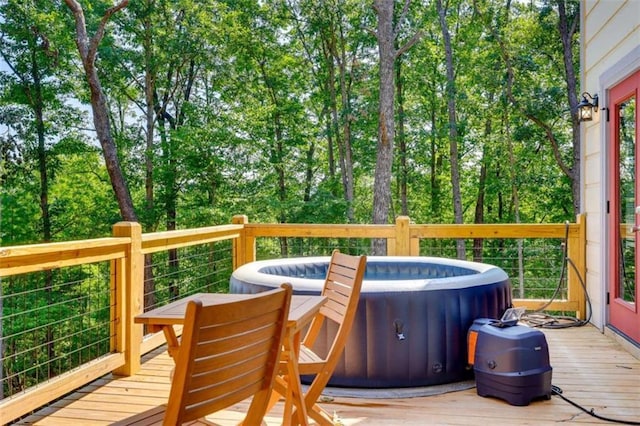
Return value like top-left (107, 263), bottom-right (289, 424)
top-left (166, 283), bottom-right (292, 425)
top-left (116, 284), bottom-right (292, 426)
top-left (276, 250), bottom-right (367, 426)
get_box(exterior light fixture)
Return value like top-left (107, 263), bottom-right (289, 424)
top-left (576, 92), bottom-right (598, 122)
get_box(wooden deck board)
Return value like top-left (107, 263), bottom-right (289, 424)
top-left (16, 324), bottom-right (640, 425)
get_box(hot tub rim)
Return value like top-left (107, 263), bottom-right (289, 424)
top-left (230, 255), bottom-right (510, 292)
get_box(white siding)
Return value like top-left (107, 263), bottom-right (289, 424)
top-left (581, 0), bottom-right (640, 330)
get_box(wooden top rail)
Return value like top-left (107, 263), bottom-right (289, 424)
top-left (243, 220), bottom-right (579, 240)
top-left (243, 223), bottom-right (397, 238)
top-left (141, 224), bottom-right (244, 254)
top-left (409, 222), bottom-right (579, 239)
top-left (0, 237), bottom-right (131, 277)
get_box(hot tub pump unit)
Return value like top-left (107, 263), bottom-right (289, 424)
top-left (467, 309), bottom-right (552, 406)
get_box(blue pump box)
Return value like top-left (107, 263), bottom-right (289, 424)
top-left (468, 319), bottom-right (552, 406)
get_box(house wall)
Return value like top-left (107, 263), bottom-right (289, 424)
top-left (581, 0), bottom-right (640, 331)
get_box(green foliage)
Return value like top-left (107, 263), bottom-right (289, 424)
top-left (0, 1), bottom-right (580, 232)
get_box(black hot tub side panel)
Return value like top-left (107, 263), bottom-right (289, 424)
top-left (323, 281), bottom-right (512, 388)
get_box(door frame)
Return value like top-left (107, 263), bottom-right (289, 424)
top-left (607, 70), bottom-right (640, 342)
top-left (598, 47), bottom-right (640, 344)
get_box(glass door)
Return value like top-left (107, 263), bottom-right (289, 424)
top-left (609, 70), bottom-right (640, 342)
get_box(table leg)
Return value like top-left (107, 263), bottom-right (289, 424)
top-left (160, 325), bottom-right (180, 359)
top-left (283, 331), bottom-right (309, 426)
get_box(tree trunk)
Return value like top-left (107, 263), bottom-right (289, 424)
top-left (473, 150), bottom-right (487, 262)
top-left (334, 34), bottom-right (356, 223)
top-left (143, 2), bottom-right (155, 229)
top-left (141, 1), bottom-right (157, 312)
top-left (371, 0), bottom-right (423, 253)
top-left (372, 0), bottom-right (396, 241)
top-left (557, 0), bottom-right (581, 215)
top-left (430, 105), bottom-right (442, 219)
top-left (31, 49), bottom-right (57, 375)
top-left (436, 0), bottom-right (465, 259)
top-left (396, 58), bottom-right (408, 216)
top-left (323, 44), bottom-right (337, 179)
top-left (304, 140), bottom-right (316, 202)
top-left (473, 103), bottom-right (495, 261)
top-left (257, 60), bottom-right (289, 255)
top-left (64, 0), bottom-right (137, 223)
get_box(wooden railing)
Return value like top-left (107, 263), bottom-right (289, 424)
top-left (0, 214), bottom-right (586, 424)
top-left (237, 214), bottom-right (586, 316)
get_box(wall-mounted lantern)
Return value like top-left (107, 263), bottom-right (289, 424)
top-left (576, 92), bottom-right (599, 122)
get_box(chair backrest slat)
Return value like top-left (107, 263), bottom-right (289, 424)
top-left (164, 284), bottom-right (292, 425)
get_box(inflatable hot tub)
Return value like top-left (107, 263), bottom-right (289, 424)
top-left (230, 256), bottom-right (512, 388)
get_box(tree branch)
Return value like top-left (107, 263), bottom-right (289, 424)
top-left (89, 1), bottom-right (129, 63)
top-left (394, 0), bottom-right (411, 39)
top-left (525, 112), bottom-right (572, 178)
top-left (396, 30), bottom-right (423, 58)
top-left (63, 0), bottom-right (89, 59)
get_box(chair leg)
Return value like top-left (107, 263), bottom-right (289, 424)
top-left (264, 378), bottom-right (286, 416)
top-left (283, 374), bottom-right (310, 425)
top-left (242, 387), bottom-right (273, 426)
top-left (280, 375), bottom-right (294, 425)
top-left (308, 403), bottom-right (334, 426)
top-left (289, 399), bottom-right (333, 426)
top-left (266, 375), bottom-right (312, 426)
top-left (294, 371), bottom-right (335, 426)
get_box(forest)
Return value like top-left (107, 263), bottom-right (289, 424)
top-left (0, 0), bottom-right (581, 245)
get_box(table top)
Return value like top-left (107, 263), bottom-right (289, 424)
top-left (135, 292), bottom-right (326, 332)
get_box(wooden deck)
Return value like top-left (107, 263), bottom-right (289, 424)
top-left (17, 324), bottom-right (640, 425)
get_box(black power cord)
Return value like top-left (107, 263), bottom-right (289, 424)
top-left (552, 385), bottom-right (640, 425)
top-left (520, 221), bottom-right (593, 329)
top-left (518, 222), bottom-right (638, 424)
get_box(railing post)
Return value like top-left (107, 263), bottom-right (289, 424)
top-left (395, 216), bottom-right (412, 256)
top-left (568, 214), bottom-right (587, 319)
top-left (244, 229), bottom-right (257, 264)
top-left (232, 215), bottom-right (249, 269)
top-left (112, 222), bottom-right (143, 376)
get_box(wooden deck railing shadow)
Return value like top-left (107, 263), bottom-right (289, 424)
top-left (0, 214), bottom-right (586, 424)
